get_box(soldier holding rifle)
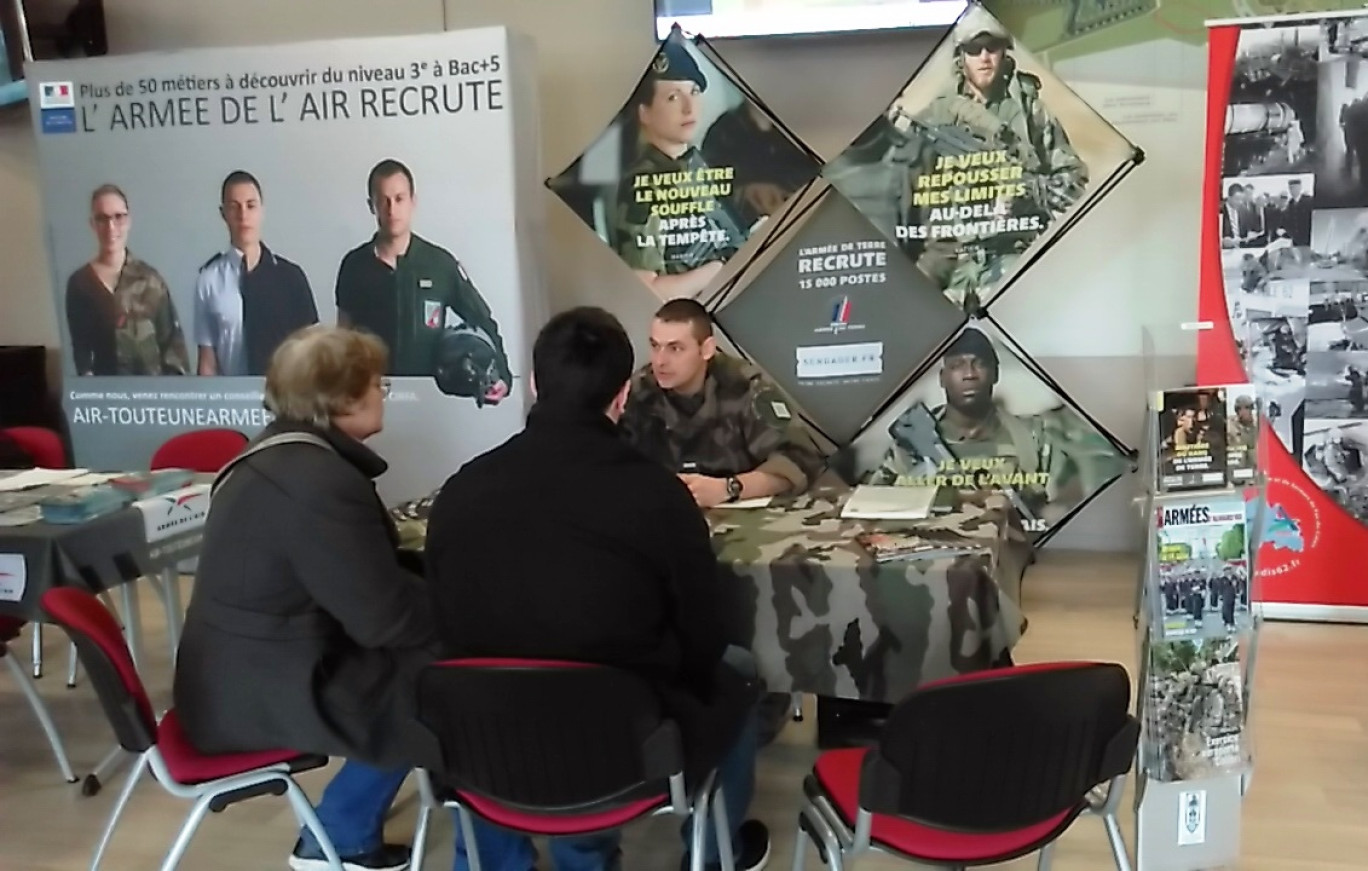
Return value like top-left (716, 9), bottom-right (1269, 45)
top-left (895, 6), bottom-right (1087, 309)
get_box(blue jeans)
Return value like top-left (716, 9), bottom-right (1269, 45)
top-left (453, 649), bottom-right (761, 871)
top-left (295, 759), bottom-right (411, 858)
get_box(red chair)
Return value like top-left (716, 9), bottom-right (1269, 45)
top-left (0, 615), bottom-right (76, 783)
top-left (150, 429), bottom-right (248, 474)
top-left (146, 428), bottom-right (246, 664)
top-left (1, 425), bottom-right (68, 469)
top-left (40, 587), bottom-right (344, 871)
top-left (793, 662), bottom-right (1139, 871)
top-left (2, 426), bottom-right (70, 681)
top-left (409, 658), bottom-right (745, 871)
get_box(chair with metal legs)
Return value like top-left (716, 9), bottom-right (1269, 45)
top-left (3, 424), bottom-right (71, 681)
top-left (40, 586), bottom-right (345, 870)
top-left (0, 615), bottom-right (76, 783)
top-left (409, 658), bottom-right (739, 871)
top-left (792, 661), bottom-right (1140, 871)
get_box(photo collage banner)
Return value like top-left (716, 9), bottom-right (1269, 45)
top-left (1199, 12), bottom-right (1368, 610)
top-left (548, 3), bottom-right (1142, 545)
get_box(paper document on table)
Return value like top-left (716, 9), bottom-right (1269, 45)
top-left (713, 497), bottom-right (774, 510)
top-left (62, 472), bottom-right (122, 487)
top-left (0, 468), bottom-right (90, 491)
top-left (0, 507), bottom-right (41, 527)
top-left (840, 485), bottom-right (938, 521)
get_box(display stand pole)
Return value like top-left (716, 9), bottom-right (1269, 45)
top-left (1132, 323), bottom-right (1263, 871)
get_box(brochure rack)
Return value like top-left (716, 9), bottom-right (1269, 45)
top-left (1132, 323), bottom-right (1264, 871)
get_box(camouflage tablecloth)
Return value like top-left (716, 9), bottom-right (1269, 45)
top-left (390, 484), bottom-right (1031, 704)
top-left (708, 485), bottom-right (1029, 702)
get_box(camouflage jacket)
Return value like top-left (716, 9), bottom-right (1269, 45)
top-left (913, 57), bottom-right (1087, 220)
top-left (613, 145), bottom-right (742, 275)
top-left (619, 352), bottom-right (825, 494)
top-left (1227, 417), bottom-right (1258, 449)
top-left (65, 254), bottom-right (190, 376)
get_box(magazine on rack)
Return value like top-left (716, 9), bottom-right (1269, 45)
top-left (1221, 383), bottom-right (1259, 485)
top-left (1143, 635), bottom-right (1249, 783)
top-left (1155, 387), bottom-right (1229, 492)
top-left (1152, 493), bottom-right (1252, 640)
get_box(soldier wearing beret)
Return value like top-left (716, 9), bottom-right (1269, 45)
top-left (612, 38), bottom-right (746, 298)
top-left (866, 324), bottom-right (1125, 532)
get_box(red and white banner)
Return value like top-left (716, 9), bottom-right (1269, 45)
top-left (1200, 13), bottom-right (1368, 620)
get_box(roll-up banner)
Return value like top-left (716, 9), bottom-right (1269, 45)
top-left (25, 27), bottom-right (546, 505)
top-left (1201, 10), bottom-right (1368, 621)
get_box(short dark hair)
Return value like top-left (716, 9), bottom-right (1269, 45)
top-left (654, 297), bottom-right (713, 341)
top-left (368, 159), bottom-right (414, 201)
top-left (532, 307), bottom-right (634, 413)
top-left (220, 170), bottom-right (262, 203)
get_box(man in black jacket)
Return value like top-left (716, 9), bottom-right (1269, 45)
top-left (424, 307), bottom-right (769, 871)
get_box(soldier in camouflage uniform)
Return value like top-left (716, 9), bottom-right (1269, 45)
top-left (899, 5), bottom-right (1088, 310)
top-left (619, 298), bottom-right (826, 508)
top-left (1226, 394), bottom-right (1258, 466)
top-left (612, 38), bottom-right (748, 299)
top-left (619, 297), bottom-right (826, 745)
top-left (65, 183), bottom-right (190, 376)
top-left (864, 325), bottom-right (1126, 534)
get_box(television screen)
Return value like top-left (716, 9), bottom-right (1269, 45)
top-left (655, 0), bottom-right (966, 39)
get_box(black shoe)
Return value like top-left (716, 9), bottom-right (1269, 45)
top-left (757, 692), bottom-right (794, 746)
top-left (289, 840), bottom-right (411, 871)
top-left (682, 819), bottom-right (771, 871)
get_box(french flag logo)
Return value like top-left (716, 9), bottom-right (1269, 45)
top-left (39, 81), bottom-right (75, 109)
top-left (830, 296), bottom-right (851, 326)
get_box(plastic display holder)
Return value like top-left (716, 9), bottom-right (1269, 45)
top-left (1132, 322), bottom-right (1265, 871)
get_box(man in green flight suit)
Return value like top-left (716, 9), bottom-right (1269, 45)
top-left (612, 39), bottom-right (748, 299)
top-left (864, 325), bottom-right (1125, 534)
top-left (336, 158), bottom-right (513, 402)
top-left (901, 5), bottom-right (1088, 310)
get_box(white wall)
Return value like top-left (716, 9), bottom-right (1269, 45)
top-left (0, 110), bottom-right (56, 347)
top-left (0, 0), bottom-right (1203, 548)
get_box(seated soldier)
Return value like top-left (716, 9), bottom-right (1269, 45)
top-left (620, 297), bottom-right (825, 745)
top-left (619, 297), bottom-right (824, 507)
top-left (424, 307), bottom-right (769, 871)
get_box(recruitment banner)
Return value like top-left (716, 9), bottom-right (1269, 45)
top-left (832, 318), bottom-right (1132, 544)
top-left (1200, 11), bottom-right (1368, 618)
top-left (545, 26), bottom-right (820, 302)
top-left (713, 190), bottom-right (965, 444)
top-left (27, 27), bottom-right (544, 504)
top-left (822, 2), bottom-right (1142, 313)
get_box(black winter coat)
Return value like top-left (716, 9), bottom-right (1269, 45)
top-left (173, 421), bottom-right (439, 768)
top-left (423, 401), bottom-right (756, 784)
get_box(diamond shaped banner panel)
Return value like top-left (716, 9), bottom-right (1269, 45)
top-left (831, 317), bottom-right (1131, 544)
top-left (822, 1), bottom-right (1142, 313)
top-left (713, 190), bottom-right (965, 445)
top-left (546, 28), bottom-right (822, 302)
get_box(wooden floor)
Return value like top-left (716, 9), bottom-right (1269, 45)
top-left (3, 550), bottom-right (1367, 870)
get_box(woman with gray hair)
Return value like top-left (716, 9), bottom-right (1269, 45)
top-left (174, 325), bottom-right (435, 871)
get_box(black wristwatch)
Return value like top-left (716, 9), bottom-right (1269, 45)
top-left (725, 475), bottom-right (743, 503)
